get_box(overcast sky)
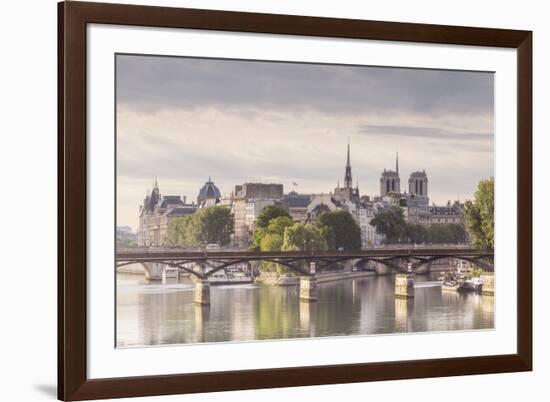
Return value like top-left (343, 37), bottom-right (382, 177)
top-left (116, 54), bottom-right (494, 230)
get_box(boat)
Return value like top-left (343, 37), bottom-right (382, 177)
top-left (463, 277), bottom-right (483, 292)
top-left (440, 270), bottom-right (467, 292)
top-left (440, 268), bottom-right (483, 293)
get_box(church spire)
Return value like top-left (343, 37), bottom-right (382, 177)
top-left (344, 137), bottom-right (353, 188)
top-left (346, 137), bottom-right (351, 166)
top-left (396, 152), bottom-right (399, 175)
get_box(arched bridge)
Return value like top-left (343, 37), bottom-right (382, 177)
top-left (116, 247), bottom-right (494, 280)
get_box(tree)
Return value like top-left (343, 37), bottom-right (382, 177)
top-left (282, 223), bottom-right (328, 253)
top-left (371, 206), bottom-right (408, 244)
top-left (166, 215), bottom-right (193, 246)
top-left (166, 206), bottom-right (233, 247)
top-left (427, 223), bottom-right (466, 244)
top-left (253, 216), bottom-right (295, 273)
top-left (255, 205), bottom-right (291, 229)
top-left (407, 224), bottom-right (429, 244)
top-left (464, 178), bottom-right (494, 249)
top-left (316, 210), bottom-right (361, 251)
top-left (260, 232), bottom-right (284, 251)
top-left (195, 206), bottom-right (234, 245)
top-left (251, 215), bottom-right (294, 251)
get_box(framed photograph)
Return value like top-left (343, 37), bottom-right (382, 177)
top-left (58, 1), bottom-right (532, 400)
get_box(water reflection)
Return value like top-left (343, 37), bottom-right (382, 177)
top-left (116, 273), bottom-right (494, 347)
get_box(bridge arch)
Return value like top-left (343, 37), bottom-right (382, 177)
top-left (412, 255), bottom-right (494, 272)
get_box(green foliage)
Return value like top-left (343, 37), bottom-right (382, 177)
top-left (407, 224), bottom-right (429, 244)
top-left (282, 223), bottom-right (328, 253)
top-left (427, 223), bottom-right (466, 244)
top-left (255, 205), bottom-right (291, 229)
top-left (165, 206), bottom-right (233, 247)
top-left (251, 215), bottom-right (294, 251)
top-left (371, 206), bottom-right (408, 244)
top-left (253, 215), bottom-right (295, 272)
top-left (464, 178), bottom-right (494, 249)
top-left (371, 206), bottom-right (466, 245)
top-left (260, 232), bottom-right (284, 251)
top-left (316, 210), bottom-right (362, 251)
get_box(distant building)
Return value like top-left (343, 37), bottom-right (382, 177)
top-left (408, 170), bottom-right (429, 205)
top-left (355, 202), bottom-right (385, 247)
top-left (233, 183), bottom-right (284, 246)
top-left (306, 194), bottom-right (339, 220)
top-left (428, 201), bottom-right (464, 225)
top-left (333, 140), bottom-right (360, 203)
top-left (197, 177), bottom-right (222, 208)
top-left (138, 179), bottom-right (197, 247)
top-left (379, 153), bottom-right (400, 196)
top-left (117, 226), bottom-right (137, 248)
top-left (282, 191), bottom-right (312, 223)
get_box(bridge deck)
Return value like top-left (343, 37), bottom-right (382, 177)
top-left (116, 247), bottom-right (493, 262)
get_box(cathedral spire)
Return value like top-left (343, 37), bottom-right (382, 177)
top-left (396, 152), bottom-right (399, 175)
top-left (344, 138), bottom-right (353, 188)
top-left (346, 137), bottom-right (351, 166)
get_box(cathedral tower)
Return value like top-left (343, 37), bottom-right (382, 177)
top-left (379, 153), bottom-right (400, 196)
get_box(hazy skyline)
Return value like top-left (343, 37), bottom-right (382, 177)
top-left (116, 54), bottom-right (494, 230)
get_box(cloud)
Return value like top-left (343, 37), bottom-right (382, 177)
top-left (359, 124), bottom-right (493, 142)
top-left (116, 54), bottom-right (494, 117)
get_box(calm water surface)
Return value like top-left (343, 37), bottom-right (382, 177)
top-left (116, 271), bottom-right (494, 347)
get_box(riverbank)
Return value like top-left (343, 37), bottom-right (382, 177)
top-left (117, 264), bottom-right (145, 274)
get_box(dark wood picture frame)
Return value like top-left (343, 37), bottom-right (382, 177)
top-left (58, 1), bottom-right (532, 400)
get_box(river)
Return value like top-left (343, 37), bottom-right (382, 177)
top-left (116, 271), bottom-right (494, 347)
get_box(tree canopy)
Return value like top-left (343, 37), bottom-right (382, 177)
top-left (370, 206), bottom-right (408, 244)
top-left (427, 223), bottom-right (466, 244)
top-left (166, 206), bottom-right (234, 247)
top-left (317, 210), bottom-right (362, 250)
top-left (251, 215), bottom-right (294, 251)
top-left (282, 223), bottom-right (328, 253)
top-left (464, 177), bottom-right (494, 249)
top-left (255, 205), bottom-right (291, 229)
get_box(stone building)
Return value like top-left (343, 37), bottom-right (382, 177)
top-left (408, 170), bottom-right (429, 205)
top-left (138, 179), bottom-right (197, 247)
top-left (379, 153), bottom-right (401, 196)
top-left (428, 201), bottom-right (464, 225)
top-left (232, 183), bottom-right (284, 246)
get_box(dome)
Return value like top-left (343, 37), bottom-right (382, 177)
top-left (198, 177), bottom-right (221, 201)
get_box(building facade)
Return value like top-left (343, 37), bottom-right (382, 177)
top-left (233, 183), bottom-right (284, 246)
top-left (138, 179), bottom-right (197, 247)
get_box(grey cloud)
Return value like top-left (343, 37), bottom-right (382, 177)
top-left (359, 124), bottom-right (493, 141)
top-left (116, 54), bottom-right (494, 116)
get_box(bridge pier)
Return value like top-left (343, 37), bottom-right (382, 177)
top-left (482, 272), bottom-right (494, 295)
top-left (395, 264), bottom-right (415, 299)
top-left (143, 262), bottom-right (164, 281)
top-left (162, 266), bottom-right (179, 281)
top-left (194, 279), bottom-right (211, 305)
